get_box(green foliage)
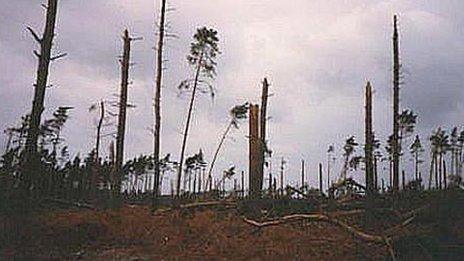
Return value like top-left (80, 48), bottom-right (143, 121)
top-left (178, 27), bottom-right (220, 99)
top-left (230, 102), bottom-right (249, 128)
top-left (398, 109), bottom-right (417, 139)
top-left (187, 27), bottom-right (220, 78)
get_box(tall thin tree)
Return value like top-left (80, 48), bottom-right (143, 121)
top-left (24, 0), bottom-right (64, 188)
top-left (392, 15), bottom-right (401, 193)
top-left (259, 78), bottom-right (270, 193)
top-left (364, 82), bottom-right (374, 195)
top-left (114, 29), bottom-right (133, 200)
top-left (207, 103), bottom-right (249, 190)
top-left (249, 104), bottom-right (260, 198)
top-left (176, 27), bottom-right (220, 195)
top-left (410, 135), bottom-right (424, 181)
top-left (153, 0), bottom-right (167, 204)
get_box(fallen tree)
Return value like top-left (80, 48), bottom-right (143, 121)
top-left (155, 200), bottom-right (237, 214)
top-left (243, 213), bottom-right (396, 260)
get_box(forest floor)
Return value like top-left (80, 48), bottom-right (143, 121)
top-left (1, 190), bottom-right (463, 260)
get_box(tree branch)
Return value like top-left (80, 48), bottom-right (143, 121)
top-left (51, 52), bottom-right (67, 61)
top-left (27, 26), bottom-right (42, 43)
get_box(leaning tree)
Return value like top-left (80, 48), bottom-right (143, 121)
top-left (206, 102), bottom-right (249, 190)
top-left (176, 27), bottom-right (220, 196)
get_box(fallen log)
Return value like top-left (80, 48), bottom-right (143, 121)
top-left (155, 200), bottom-right (237, 214)
top-left (44, 198), bottom-right (96, 210)
top-left (243, 213), bottom-right (396, 260)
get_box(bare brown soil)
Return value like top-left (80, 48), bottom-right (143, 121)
top-left (1, 192), bottom-right (463, 260)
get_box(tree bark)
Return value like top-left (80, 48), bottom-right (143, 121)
top-left (95, 101), bottom-right (105, 161)
top-left (114, 29), bottom-right (132, 202)
top-left (249, 104), bottom-right (260, 198)
top-left (258, 78), bottom-right (269, 193)
top-left (176, 54), bottom-right (204, 196)
top-left (319, 163), bottom-right (323, 196)
top-left (392, 15), bottom-right (401, 193)
top-left (206, 121), bottom-right (233, 191)
top-left (365, 82), bottom-right (374, 195)
top-left (23, 0), bottom-right (60, 189)
top-left (153, 0), bottom-right (167, 203)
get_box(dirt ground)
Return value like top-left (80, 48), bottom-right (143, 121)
top-left (1, 192), bottom-right (463, 260)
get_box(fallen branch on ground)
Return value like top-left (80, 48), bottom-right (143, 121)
top-left (155, 200), bottom-right (237, 214)
top-left (44, 198), bottom-right (96, 210)
top-left (243, 213), bottom-right (396, 260)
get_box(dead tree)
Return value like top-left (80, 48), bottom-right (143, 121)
top-left (258, 78), bottom-right (270, 193)
top-left (365, 82), bottom-right (375, 195)
top-left (114, 29), bottom-right (133, 199)
top-left (95, 101), bottom-right (105, 161)
top-left (248, 104), bottom-right (260, 198)
top-left (153, 0), bottom-right (167, 203)
top-left (280, 157), bottom-right (286, 196)
top-left (241, 170), bottom-right (245, 198)
top-left (23, 0), bottom-right (64, 188)
top-left (392, 15), bottom-right (401, 192)
top-left (319, 163), bottom-right (323, 195)
top-left (301, 159), bottom-right (305, 190)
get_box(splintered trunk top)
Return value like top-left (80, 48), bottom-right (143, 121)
top-left (249, 104), bottom-right (260, 198)
top-left (365, 82), bottom-right (374, 194)
top-left (258, 78), bottom-right (270, 192)
top-left (115, 30), bottom-right (132, 194)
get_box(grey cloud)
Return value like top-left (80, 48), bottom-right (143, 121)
top-left (1, 0), bottom-right (464, 190)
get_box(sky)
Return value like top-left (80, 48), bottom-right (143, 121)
top-left (1, 0), bottom-right (464, 192)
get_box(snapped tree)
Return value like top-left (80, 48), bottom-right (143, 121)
top-left (23, 0), bottom-right (66, 190)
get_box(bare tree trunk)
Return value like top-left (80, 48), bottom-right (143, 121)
top-left (114, 30), bottom-right (132, 203)
top-left (327, 154), bottom-right (331, 191)
top-left (428, 155), bottom-right (434, 189)
top-left (392, 15), bottom-right (401, 193)
top-left (23, 0), bottom-right (60, 190)
top-left (402, 170), bottom-right (405, 190)
top-left (439, 153), bottom-right (443, 189)
top-left (365, 82), bottom-right (374, 195)
top-left (176, 54), bottom-right (204, 196)
top-left (443, 158), bottom-right (447, 189)
top-left (301, 159), bottom-right (305, 191)
top-left (95, 101), bottom-right (105, 161)
top-left (319, 163), bottom-right (323, 196)
top-left (249, 104), bottom-right (260, 198)
top-left (389, 160), bottom-right (393, 188)
top-left (374, 157), bottom-right (378, 190)
top-left (153, 0), bottom-right (167, 205)
top-left (91, 101), bottom-right (105, 198)
top-left (435, 154), bottom-right (439, 189)
top-left (280, 158), bottom-right (285, 196)
top-left (258, 78), bottom-right (270, 193)
top-left (415, 150), bottom-right (419, 180)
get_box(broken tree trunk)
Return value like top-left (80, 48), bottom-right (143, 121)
top-left (258, 78), bottom-right (270, 193)
top-left (301, 159), bottom-right (305, 192)
top-left (365, 82), bottom-right (375, 195)
top-left (114, 29), bottom-right (133, 202)
top-left (319, 163), bottom-right (323, 196)
top-left (23, 0), bottom-right (60, 189)
top-left (249, 104), bottom-right (260, 198)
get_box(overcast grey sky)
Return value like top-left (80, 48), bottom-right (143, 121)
top-left (1, 0), bottom-right (464, 190)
